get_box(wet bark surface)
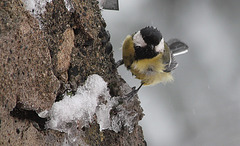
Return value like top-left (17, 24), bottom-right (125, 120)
top-left (0, 0), bottom-right (146, 145)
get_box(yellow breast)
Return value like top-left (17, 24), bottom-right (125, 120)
top-left (130, 54), bottom-right (173, 85)
top-left (122, 35), bottom-right (173, 86)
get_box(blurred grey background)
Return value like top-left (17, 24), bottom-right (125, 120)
top-left (102, 0), bottom-right (240, 145)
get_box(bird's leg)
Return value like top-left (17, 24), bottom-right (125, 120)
top-left (125, 83), bottom-right (143, 101)
top-left (115, 59), bottom-right (124, 68)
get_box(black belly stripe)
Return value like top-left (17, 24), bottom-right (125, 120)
top-left (134, 45), bottom-right (159, 60)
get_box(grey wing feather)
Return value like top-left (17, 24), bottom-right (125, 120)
top-left (163, 54), bottom-right (178, 72)
top-left (167, 39), bottom-right (188, 56)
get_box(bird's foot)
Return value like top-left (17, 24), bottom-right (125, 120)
top-left (115, 59), bottom-right (124, 68)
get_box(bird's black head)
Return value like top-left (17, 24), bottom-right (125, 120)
top-left (133, 26), bottom-right (164, 60)
top-left (140, 26), bottom-right (162, 46)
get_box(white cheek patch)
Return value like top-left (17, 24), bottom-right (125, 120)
top-left (155, 38), bottom-right (164, 53)
top-left (133, 31), bottom-right (147, 47)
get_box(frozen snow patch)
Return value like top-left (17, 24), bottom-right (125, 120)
top-left (47, 74), bottom-right (109, 132)
top-left (39, 74), bottom-right (139, 144)
top-left (21, 0), bottom-right (52, 28)
top-left (22, 0), bottom-right (51, 17)
top-left (64, 0), bottom-right (74, 12)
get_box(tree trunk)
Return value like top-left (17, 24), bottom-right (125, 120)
top-left (0, 0), bottom-right (146, 145)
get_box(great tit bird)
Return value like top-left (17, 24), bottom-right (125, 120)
top-left (116, 26), bottom-right (188, 97)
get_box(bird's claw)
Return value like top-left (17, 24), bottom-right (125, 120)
top-left (124, 88), bottom-right (138, 101)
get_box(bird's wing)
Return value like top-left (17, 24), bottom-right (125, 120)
top-left (167, 39), bottom-right (188, 56)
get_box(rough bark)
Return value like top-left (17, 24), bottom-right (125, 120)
top-left (0, 0), bottom-right (146, 145)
